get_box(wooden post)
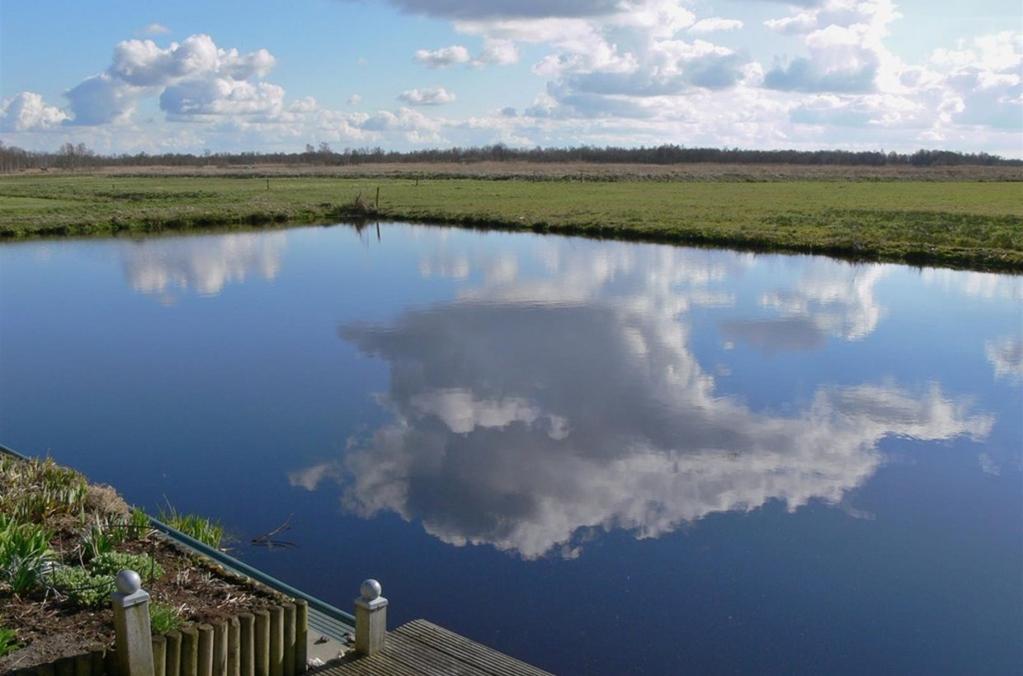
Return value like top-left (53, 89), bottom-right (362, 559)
top-left (282, 604), bottom-right (296, 676)
top-left (197, 625), bottom-right (214, 676)
top-left (111, 570), bottom-right (155, 676)
top-left (354, 579), bottom-right (388, 657)
top-left (227, 617), bottom-right (241, 676)
top-left (180, 626), bottom-right (199, 676)
top-left (165, 632), bottom-right (182, 676)
top-left (152, 637), bottom-right (167, 676)
top-left (269, 607), bottom-right (284, 676)
top-left (294, 601), bottom-right (308, 674)
top-left (254, 610), bottom-right (270, 676)
top-left (88, 648), bottom-right (106, 676)
top-left (54, 657), bottom-right (74, 676)
top-left (238, 613), bottom-right (255, 676)
top-left (213, 621), bottom-right (229, 676)
top-left (73, 653), bottom-right (92, 676)
top-left (375, 186), bottom-right (379, 210)
top-left (103, 649), bottom-right (118, 676)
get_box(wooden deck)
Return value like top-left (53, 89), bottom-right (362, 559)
top-left (310, 619), bottom-right (553, 676)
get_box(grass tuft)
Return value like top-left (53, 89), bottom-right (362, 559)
top-left (149, 602), bottom-right (183, 635)
top-left (158, 505), bottom-right (224, 549)
top-left (0, 456), bottom-right (88, 522)
top-left (0, 515), bottom-right (53, 594)
top-left (0, 626), bottom-right (18, 657)
top-left (129, 506), bottom-right (152, 535)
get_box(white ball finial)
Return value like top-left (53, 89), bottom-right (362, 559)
top-left (115, 569), bottom-right (142, 595)
top-left (360, 579), bottom-right (382, 601)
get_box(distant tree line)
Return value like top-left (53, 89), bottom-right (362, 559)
top-left (0, 141), bottom-right (99, 172)
top-left (0, 140), bottom-right (1018, 173)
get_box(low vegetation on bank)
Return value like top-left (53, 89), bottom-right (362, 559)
top-left (0, 172), bottom-right (1021, 271)
top-left (0, 454), bottom-right (275, 669)
top-left (158, 504), bottom-right (225, 548)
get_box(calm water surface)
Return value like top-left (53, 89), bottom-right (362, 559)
top-left (1, 224), bottom-right (1021, 674)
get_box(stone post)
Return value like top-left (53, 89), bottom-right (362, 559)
top-left (111, 570), bottom-right (156, 676)
top-left (354, 579), bottom-right (388, 657)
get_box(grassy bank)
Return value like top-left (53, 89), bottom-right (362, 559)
top-left (1, 173), bottom-right (1021, 271)
top-left (0, 451), bottom-right (276, 668)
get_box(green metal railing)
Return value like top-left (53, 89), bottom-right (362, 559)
top-left (0, 442), bottom-right (354, 640)
top-left (148, 518), bottom-right (356, 636)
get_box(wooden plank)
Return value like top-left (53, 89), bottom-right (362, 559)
top-left (396, 621), bottom-right (553, 676)
top-left (381, 632), bottom-right (492, 676)
top-left (396, 621), bottom-right (547, 676)
top-left (311, 652), bottom-right (421, 676)
top-left (308, 619), bottom-right (552, 676)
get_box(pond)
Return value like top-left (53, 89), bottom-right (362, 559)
top-left (1, 223), bottom-right (1020, 674)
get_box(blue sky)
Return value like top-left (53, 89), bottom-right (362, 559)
top-left (1, 0), bottom-right (1020, 155)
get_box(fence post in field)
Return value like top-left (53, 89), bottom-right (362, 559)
top-left (354, 579), bottom-right (388, 657)
top-left (111, 569), bottom-right (156, 676)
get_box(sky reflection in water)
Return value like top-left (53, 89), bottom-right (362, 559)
top-left (1, 225), bottom-right (1020, 674)
top-left (295, 245), bottom-right (993, 559)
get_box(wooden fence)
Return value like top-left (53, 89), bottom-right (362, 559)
top-left (11, 599), bottom-right (309, 676)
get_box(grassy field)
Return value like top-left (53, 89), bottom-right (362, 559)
top-left (1, 171), bottom-right (1021, 271)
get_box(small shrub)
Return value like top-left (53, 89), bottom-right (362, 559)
top-left (0, 627), bottom-right (18, 658)
top-left (0, 515), bottom-right (53, 594)
top-left (129, 507), bottom-right (152, 536)
top-left (149, 603), bottom-right (183, 634)
top-left (47, 565), bottom-right (115, 608)
top-left (80, 509), bottom-right (152, 560)
top-left (90, 551), bottom-right (164, 582)
top-left (158, 506), bottom-right (224, 549)
top-left (342, 192), bottom-right (376, 215)
top-left (81, 514), bottom-right (125, 560)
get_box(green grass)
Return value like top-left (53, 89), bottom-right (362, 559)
top-left (81, 514), bottom-right (128, 561)
top-left (0, 515), bottom-right (52, 594)
top-left (0, 627), bottom-right (18, 657)
top-left (1, 174), bottom-right (1021, 270)
top-left (158, 505), bottom-right (225, 549)
top-left (0, 456), bottom-right (88, 523)
top-left (129, 506), bottom-right (152, 536)
top-left (149, 602), bottom-right (183, 635)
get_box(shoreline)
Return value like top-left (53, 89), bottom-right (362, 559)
top-left (2, 173), bottom-right (1021, 273)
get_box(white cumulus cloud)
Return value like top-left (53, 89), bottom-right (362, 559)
top-left (399, 87), bottom-right (456, 105)
top-left (61, 34), bottom-right (280, 125)
top-left (2, 5), bottom-right (1021, 157)
top-left (414, 45), bottom-right (471, 68)
top-left (139, 23), bottom-right (170, 35)
top-left (0, 92), bottom-right (69, 131)
top-left (475, 39), bottom-right (519, 65)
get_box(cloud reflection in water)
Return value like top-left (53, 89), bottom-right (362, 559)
top-left (120, 232), bottom-right (286, 301)
top-left (986, 337), bottom-right (1023, 382)
top-left (292, 242), bottom-right (994, 559)
top-left (721, 262), bottom-right (888, 352)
